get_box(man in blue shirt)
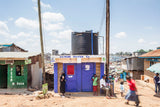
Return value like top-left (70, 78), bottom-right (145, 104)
top-left (154, 73), bottom-right (160, 93)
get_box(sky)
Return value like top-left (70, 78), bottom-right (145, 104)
top-left (0, 0), bottom-right (160, 54)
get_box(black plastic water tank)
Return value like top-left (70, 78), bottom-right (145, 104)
top-left (72, 31), bottom-right (98, 55)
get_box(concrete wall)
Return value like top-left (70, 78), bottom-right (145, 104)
top-left (143, 60), bottom-right (160, 84)
top-left (31, 62), bottom-right (42, 89)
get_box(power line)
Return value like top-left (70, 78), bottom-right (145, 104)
top-left (99, 0), bottom-right (106, 35)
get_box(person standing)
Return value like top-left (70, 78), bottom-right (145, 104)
top-left (154, 73), bottom-right (160, 93)
top-left (92, 74), bottom-right (98, 96)
top-left (60, 71), bottom-right (66, 97)
top-left (120, 81), bottom-right (125, 97)
top-left (125, 76), bottom-right (139, 106)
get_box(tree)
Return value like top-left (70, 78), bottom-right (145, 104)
top-left (137, 49), bottom-right (146, 53)
top-left (148, 49), bottom-right (153, 52)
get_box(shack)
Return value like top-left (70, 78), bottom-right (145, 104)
top-left (124, 57), bottom-right (144, 80)
top-left (0, 52), bottom-right (41, 89)
top-left (53, 55), bottom-right (105, 93)
top-left (0, 43), bottom-right (28, 52)
top-left (139, 47), bottom-right (160, 84)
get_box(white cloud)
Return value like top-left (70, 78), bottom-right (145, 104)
top-left (51, 40), bottom-right (60, 44)
top-left (32, 1), bottom-right (51, 12)
top-left (48, 29), bottom-right (72, 40)
top-left (149, 41), bottom-right (159, 45)
top-left (0, 31), bottom-right (9, 37)
top-left (41, 1), bottom-right (51, 9)
top-left (32, 0), bottom-right (37, 2)
top-left (0, 21), bottom-right (10, 37)
top-left (42, 12), bottom-right (65, 23)
top-left (44, 23), bottom-right (64, 31)
top-left (0, 21), bottom-right (9, 32)
top-left (144, 26), bottom-right (152, 30)
top-left (8, 32), bottom-right (31, 39)
top-left (15, 17), bottom-right (38, 29)
top-left (33, 34), bottom-right (39, 38)
top-left (115, 32), bottom-right (127, 38)
top-left (138, 38), bottom-right (146, 43)
top-left (33, 6), bottom-right (38, 12)
top-left (16, 41), bottom-right (27, 47)
top-left (58, 29), bottom-right (72, 40)
top-left (17, 32), bottom-right (31, 37)
top-left (8, 18), bottom-right (14, 21)
top-left (6, 10), bottom-right (72, 53)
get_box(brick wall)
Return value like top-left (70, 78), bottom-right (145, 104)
top-left (144, 60), bottom-right (155, 77)
top-left (143, 60), bottom-right (160, 84)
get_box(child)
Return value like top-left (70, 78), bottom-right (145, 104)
top-left (120, 81), bottom-right (125, 97)
top-left (92, 74), bottom-right (98, 96)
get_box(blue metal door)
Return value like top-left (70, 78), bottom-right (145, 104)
top-left (81, 63), bottom-right (94, 92)
top-left (64, 64), bottom-right (77, 92)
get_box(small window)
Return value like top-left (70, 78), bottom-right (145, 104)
top-left (16, 65), bottom-right (24, 76)
top-left (67, 65), bottom-right (74, 75)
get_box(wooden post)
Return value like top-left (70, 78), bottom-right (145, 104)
top-left (38, 0), bottom-right (45, 83)
top-left (106, 0), bottom-right (110, 76)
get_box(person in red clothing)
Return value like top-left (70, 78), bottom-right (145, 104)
top-left (125, 76), bottom-right (140, 106)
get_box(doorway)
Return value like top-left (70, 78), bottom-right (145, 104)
top-left (0, 65), bottom-right (8, 88)
top-left (64, 64), bottom-right (77, 92)
top-left (81, 63), bottom-right (94, 92)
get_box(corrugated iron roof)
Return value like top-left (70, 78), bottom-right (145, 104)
top-left (139, 49), bottom-right (160, 58)
top-left (0, 52), bottom-right (40, 60)
top-left (0, 43), bottom-right (13, 48)
top-left (0, 43), bottom-right (28, 52)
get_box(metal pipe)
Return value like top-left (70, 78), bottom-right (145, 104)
top-left (98, 36), bottom-right (104, 55)
top-left (91, 30), bottom-right (94, 55)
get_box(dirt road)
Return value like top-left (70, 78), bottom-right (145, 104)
top-left (0, 80), bottom-right (159, 107)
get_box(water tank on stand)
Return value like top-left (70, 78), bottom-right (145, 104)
top-left (72, 30), bottom-right (98, 55)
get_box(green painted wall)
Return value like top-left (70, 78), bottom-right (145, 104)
top-left (0, 60), bottom-right (28, 88)
top-left (7, 60), bottom-right (28, 88)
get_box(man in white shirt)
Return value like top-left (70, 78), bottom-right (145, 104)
top-left (100, 75), bottom-right (111, 99)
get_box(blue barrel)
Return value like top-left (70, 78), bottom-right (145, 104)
top-left (123, 72), bottom-right (127, 81)
top-left (120, 73), bottom-right (123, 79)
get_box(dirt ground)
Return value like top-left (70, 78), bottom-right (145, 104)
top-left (0, 80), bottom-right (159, 107)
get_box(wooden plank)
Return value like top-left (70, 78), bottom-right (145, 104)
top-left (82, 58), bottom-right (101, 63)
top-left (58, 63), bottom-right (63, 93)
top-left (96, 63), bottom-right (101, 94)
top-left (55, 58), bottom-right (77, 63)
top-left (55, 57), bottom-right (102, 63)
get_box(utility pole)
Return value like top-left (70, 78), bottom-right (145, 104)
top-left (38, 0), bottom-right (45, 84)
top-left (106, 0), bottom-right (110, 76)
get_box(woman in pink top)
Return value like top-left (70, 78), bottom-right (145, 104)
top-left (125, 76), bottom-right (140, 106)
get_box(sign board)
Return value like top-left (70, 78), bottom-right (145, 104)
top-left (5, 60), bottom-right (14, 64)
top-left (52, 55), bottom-right (105, 59)
top-left (101, 57), bottom-right (106, 62)
top-left (25, 59), bottom-right (32, 64)
top-left (42, 83), bottom-right (48, 95)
